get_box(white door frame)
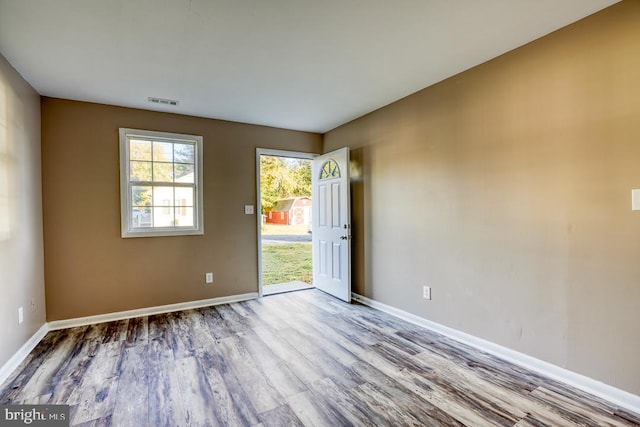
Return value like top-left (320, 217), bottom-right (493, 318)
top-left (256, 148), bottom-right (317, 297)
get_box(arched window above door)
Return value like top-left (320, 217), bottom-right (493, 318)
top-left (319, 159), bottom-right (340, 180)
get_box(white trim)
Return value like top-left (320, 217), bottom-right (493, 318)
top-left (352, 292), bottom-right (640, 416)
top-left (48, 292), bottom-right (258, 330)
top-left (0, 324), bottom-right (49, 386)
top-left (255, 148), bottom-right (317, 298)
top-left (256, 148), bottom-right (317, 160)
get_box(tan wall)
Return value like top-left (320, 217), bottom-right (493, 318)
top-left (325, 1), bottom-right (640, 395)
top-left (0, 54), bottom-right (45, 369)
top-left (42, 98), bottom-right (321, 320)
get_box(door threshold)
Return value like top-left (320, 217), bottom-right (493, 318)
top-left (263, 281), bottom-right (314, 296)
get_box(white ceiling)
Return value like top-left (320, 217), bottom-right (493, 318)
top-left (0, 0), bottom-right (619, 133)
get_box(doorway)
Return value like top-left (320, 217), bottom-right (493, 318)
top-left (257, 149), bottom-right (315, 296)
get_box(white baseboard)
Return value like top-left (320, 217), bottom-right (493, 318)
top-left (48, 292), bottom-right (259, 330)
top-left (0, 324), bottom-right (49, 387)
top-left (352, 292), bottom-right (640, 416)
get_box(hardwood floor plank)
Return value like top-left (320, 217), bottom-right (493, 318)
top-left (12, 393), bottom-right (52, 405)
top-left (148, 353), bottom-right (188, 427)
top-left (110, 345), bottom-right (148, 427)
top-left (6, 328), bottom-right (85, 403)
top-left (244, 299), bottom-right (292, 331)
top-left (229, 301), bottom-right (264, 329)
top-left (347, 382), bottom-right (430, 426)
top-left (197, 349), bottom-right (261, 426)
top-left (348, 360), bottom-right (467, 426)
top-left (46, 337), bottom-right (101, 404)
top-left (251, 325), bottom-right (325, 385)
top-left (412, 348), bottom-right (575, 425)
top-left (235, 330), bottom-right (307, 398)
top-left (166, 311), bottom-right (198, 360)
top-left (257, 404), bottom-right (305, 427)
top-left (68, 341), bottom-right (123, 425)
top-left (73, 414), bottom-right (113, 427)
top-left (272, 326), bottom-right (360, 388)
top-left (513, 416), bottom-right (553, 427)
top-left (397, 327), bottom-right (544, 391)
top-left (148, 313), bottom-right (176, 364)
top-left (175, 356), bottom-right (219, 427)
top-left (214, 335), bottom-right (285, 414)
top-left (184, 310), bottom-right (219, 354)
top-left (101, 319), bottom-right (129, 344)
top-left (275, 299), bottom-right (364, 366)
top-left (361, 343), bottom-right (516, 426)
top-left (1, 289), bottom-right (638, 427)
top-left (281, 306), bottom-right (375, 358)
top-left (287, 389), bottom-right (354, 427)
top-left (0, 329), bottom-right (76, 401)
top-left (530, 386), bottom-right (640, 427)
top-left (214, 304), bottom-right (252, 334)
top-left (307, 377), bottom-right (383, 427)
top-left (197, 306), bottom-right (237, 340)
top-left (125, 316), bottom-right (148, 347)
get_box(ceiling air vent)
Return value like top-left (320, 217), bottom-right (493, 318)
top-left (148, 97), bottom-right (179, 106)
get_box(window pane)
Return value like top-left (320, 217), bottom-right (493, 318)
top-left (152, 142), bottom-right (173, 162)
top-left (130, 161), bottom-right (152, 181)
top-left (175, 164), bottom-right (194, 183)
top-left (174, 143), bottom-right (194, 164)
top-left (320, 159), bottom-right (340, 180)
top-left (153, 206), bottom-right (174, 227)
top-left (153, 186), bottom-right (174, 207)
top-left (132, 186), bottom-right (152, 206)
top-left (130, 140), bottom-right (151, 161)
top-left (131, 207), bottom-right (152, 228)
top-left (175, 187), bottom-right (194, 207)
top-left (153, 162), bottom-right (174, 182)
top-left (120, 128), bottom-right (203, 237)
top-left (175, 207), bottom-right (194, 227)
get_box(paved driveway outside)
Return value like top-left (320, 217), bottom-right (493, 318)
top-left (262, 234), bottom-right (312, 246)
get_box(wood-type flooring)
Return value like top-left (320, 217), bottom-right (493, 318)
top-left (1, 289), bottom-right (639, 426)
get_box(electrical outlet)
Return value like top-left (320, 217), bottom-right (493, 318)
top-left (205, 272), bottom-right (214, 284)
top-left (18, 307), bottom-right (24, 324)
top-left (423, 286), bottom-right (431, 300)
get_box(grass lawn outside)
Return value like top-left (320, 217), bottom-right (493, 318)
top-left (262, 242), bottom-right (312, 285)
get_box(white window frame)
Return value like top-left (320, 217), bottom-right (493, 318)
top-left (119, 128), bottom-right (204, 238)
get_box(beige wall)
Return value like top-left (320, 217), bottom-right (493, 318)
top-left (325, 1), bottom-right (640, 395)
top-left (10, 0), bottom-right (639, 398)
top-left (41, 98), bottom-right (321, 320)
top-left (0, 54), bottom-right (45, 369)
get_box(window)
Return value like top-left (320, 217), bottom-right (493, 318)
top-left (319, 159), bottom-right (340, 179)
top-left (119, 128), bottom-right (203, 238)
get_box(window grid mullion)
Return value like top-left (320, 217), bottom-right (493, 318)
top-left (130, 181), bottom-right (195, 188)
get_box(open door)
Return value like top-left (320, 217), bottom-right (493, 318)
top-left (312, 147), bottom-right (351, 302)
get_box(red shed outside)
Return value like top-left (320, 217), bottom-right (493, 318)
top-left (266, 197), bottom-right (312, 225)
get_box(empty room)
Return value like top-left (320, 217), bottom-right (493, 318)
top-left (1, 0), bottom-right (639, 426)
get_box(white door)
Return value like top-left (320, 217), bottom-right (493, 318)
top-left (312, 147), bottom-right (351, 302)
